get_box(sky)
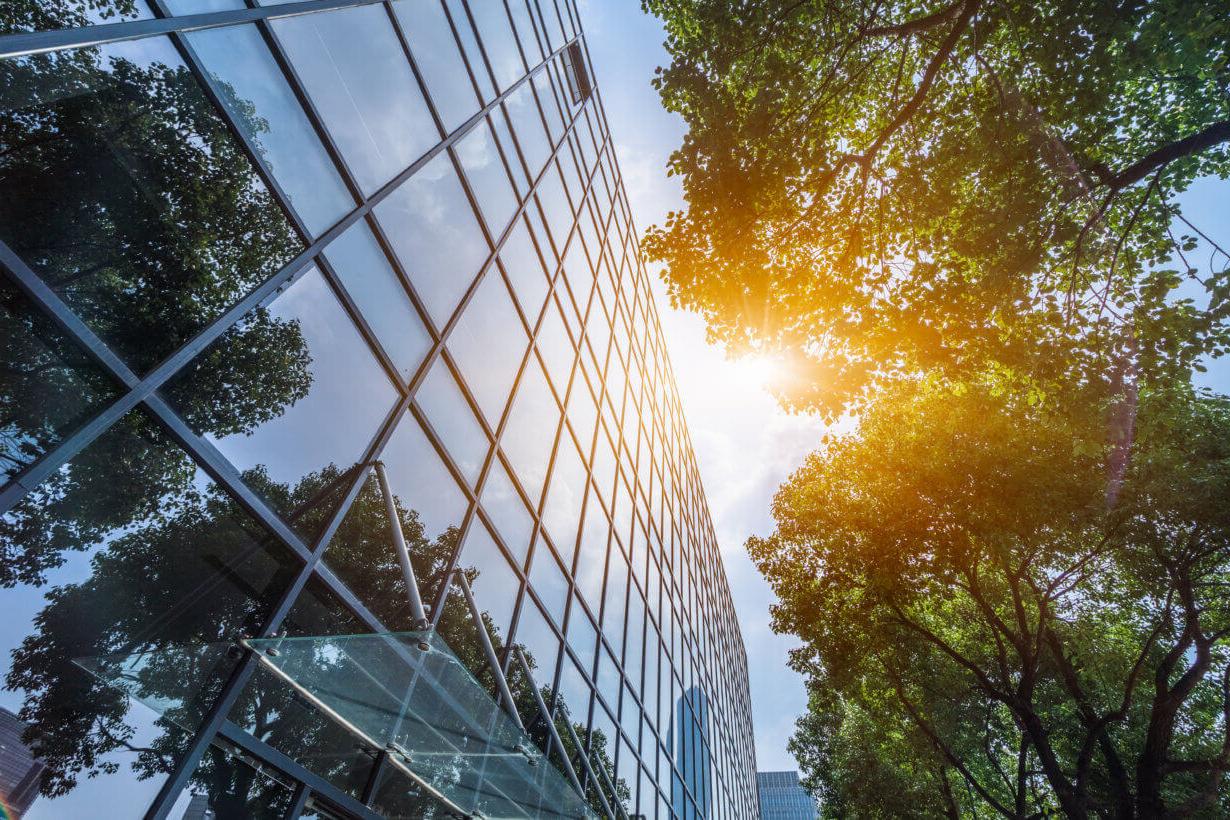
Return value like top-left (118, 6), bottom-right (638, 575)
top-left (577, 2), bottom-right (822, 772)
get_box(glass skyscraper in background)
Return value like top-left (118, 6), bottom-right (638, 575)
top-left (0, 1), bottom-right (758, 818)
top-left (756, 772), bottom-right (818, 820)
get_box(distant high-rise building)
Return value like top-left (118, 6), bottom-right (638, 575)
top-left (757, 771), bottom-right (818, 820)
top-left (0, 707), bottom-right (43, 818)
top-left (0, 0), bottom-right (758, 817)
top-left (179, 792), bottom-right (214, 820)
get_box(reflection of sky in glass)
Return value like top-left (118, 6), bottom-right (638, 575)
top-left (273, 5), bottom-right (437, 195)
top-left (498, 217), bottom-right (550, 321)
top-left (324, 219), bottom-right (430, 382)
top-left (415, 359), bottom-right (489, 484)
top-left (501, 358), bottom-right (560, 504)
top-left (188, 24), bottom-right (353, 236)
top-left (448, 269), bottom-right (527, 424)
top-left (393, 0), bottom-right (479, 134)
top-left (379, 410), bottom-right (467, 540)
top-left (374, 153), bottom-right (490, 328)
top-left (204, 267), bottom-right (396, 493)
top-left (456, 119), bottom-right (520, 238)
top-left (456, 523), bottom-right (518, 639)
top-left (479, 457), bottom-right (534, 566)
top-left (541, 435), bottom-right (586, 553)
top-left (467, 1), bottom-right (525, 92)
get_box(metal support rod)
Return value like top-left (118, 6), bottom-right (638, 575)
top-left (452, 569), bottom-right (526, 732)
top-left (373, 460), bottom-right (430, 629)
top-left (511, 646), bottom-right (589, 806)
top-left (559, 711), bottom-right (616, 820)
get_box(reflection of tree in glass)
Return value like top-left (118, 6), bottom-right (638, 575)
top-left (1, 0), bottom-right (144, 36)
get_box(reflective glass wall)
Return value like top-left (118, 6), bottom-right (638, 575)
top-left (0, 1), bottom-right (758, 818)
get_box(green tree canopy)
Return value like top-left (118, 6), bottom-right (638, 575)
top-left (752, 381), bottom-right (1230, 817)
top-left (644, 0), bottom-right (1230, 417)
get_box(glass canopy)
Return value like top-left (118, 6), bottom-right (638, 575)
top-left (77, 632), bottom-right (596, 819)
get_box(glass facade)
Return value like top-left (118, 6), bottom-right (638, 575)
top-left (757, 771), bottom-right (818, 820)
top-left (0, 2), bottom-right (757, 819)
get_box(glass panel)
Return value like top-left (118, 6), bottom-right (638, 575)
top-left (456, 118), bottom-right (520, 238)
top-left (528, 544), bottom-right (569, 628)
top-left (272, 5), bottom-right (437, 194)
top-left (0, 36), bottom-right (302, 373)
top-left (574, 494), bottom-right (609, 605)
top-left (0, 277), bottom-right (118, 484)
top-left (514, 599), bottom-right (560, 689)
top-left (455, 522), bottom-right (520, 642)
top-left (245, 631), bottom-right (595, 818)
top-left (1, 409), bottom-right (297, 816)
top-left (537, 301), bottom-right (576, 392)
top-left (164, 266), bottom-right (398, 540)
top-left (500, 357), bottom-right (559, 503)
top-left (536, 162), bottom-right (574, 254)
top-left (444, 0), bottom-right (496, 102)
top-left (480, 457), bottom-right (534, 566)
top-left (498, 216), bottom-right (550, 322)
top-left (542, 435), bottom-right (586, 555)
top-left (392, 0), bottom-right (480, 134)
top-left (507, 0), bottom-right (543, 64)
top-left (504, 81), bottom-right (553, 179)
top-left (448, 269), bottom-right (527, 425)
top-left (416, 359), bottom-right (488, 485)
top-left (187, 24), bottom-right (353, 236)
top-left (174, 740), bottom-right (297, 820)
top-left (469, 0), bottom-right (525, 91)
top-left (375, 153), bottom-right (489, 328)
top-left (324, 219), bottom-right (431, 382)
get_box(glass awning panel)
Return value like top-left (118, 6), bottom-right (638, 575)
top-left (77, 632), bottom-right (595, 819)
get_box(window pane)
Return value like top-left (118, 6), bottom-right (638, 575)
top-left (178, 742), bottom-right (297, 820)
top-left (455, 521), bottom-right (520, 642)
top-left (392, 0), bottom-right (480, 134)
top-left (456, 118), bottom-right (520, 238)
top-left (375, 409), bottom-right (468, 544)
top-left (535, 163), bottom-right (574, 253)
top-left (542, 435), bottom-right (586, 555)
top-left (500, 358), bottom-right (559, 503)
top-left (504, 82), bottom-right (553, 180)
top-left (272, 5), bottom-right (437, 194)
top-left (574, 493), bottom-right (609, 604)
top-left (0, 37), bottom-right (302, 373)
top-left (479, 457), bottom-right (534, 566)
top-left (416, 359), bottom-right (488, 485)
top-left (468, 1), bottom-right (525, 91)
top-left (448, 270), bottom-right (527, 425)
top-left (164, 266), bottom-right (398, 539)
top-left (528, 542), bottom-right (569, 627)
top-left (498, 217), bottom-right (550, 322)
top-left (444, 0), bottom-right (496, 102)
top-left (187, 24), bottom-right (353, 236)
top-left (375, 153), bottom-right (489, 327)
top-left (537, 300), bottom-right (576, 392)
top-left (324, 219), bottom-right (430, 382)
top-left (0, 410), bottom-right (298, 817)
top-left (514, 599), bottom-right (559, 688)
top-left (0, 277), bottom-right (118, 484)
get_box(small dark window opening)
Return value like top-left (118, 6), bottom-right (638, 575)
top-left (562, 42), bottom-right (592, 105)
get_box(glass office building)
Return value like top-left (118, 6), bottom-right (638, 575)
top-left (757, 772), bottom-right (818, 820)
top-left (0, 1), bottom-right (758, 818)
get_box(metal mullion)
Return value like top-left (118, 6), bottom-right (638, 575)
top-left (288, 782), bottom-right (312, 819)
top-left (313, 254), bottom-right (408, 392)
top-left (251, 4), bottom-right (366, 206)
top-left (0, 0), bottom-right (385, 59)
top-left (436, 0), bottom-right (489, 105)
top-left (219, 722), bottom-right (385, 820)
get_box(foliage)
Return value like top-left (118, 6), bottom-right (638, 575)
top-left (644, 0), bottom-right (1230, 419)
top-left (752, 381), bottom-right (1230, 817)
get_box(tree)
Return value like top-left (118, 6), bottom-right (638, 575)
top-left (751, 380), bottom-right (1230, 817)
top-left (644, 0), bottom-right (1230, 418)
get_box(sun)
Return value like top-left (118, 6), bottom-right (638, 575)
top-left (726, 354), bottom-right (785, 393)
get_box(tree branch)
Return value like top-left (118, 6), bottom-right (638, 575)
top-left (863, 0), bottom-right (965, 37)
top-left (1094, 119), bottom-right (1230, 192)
